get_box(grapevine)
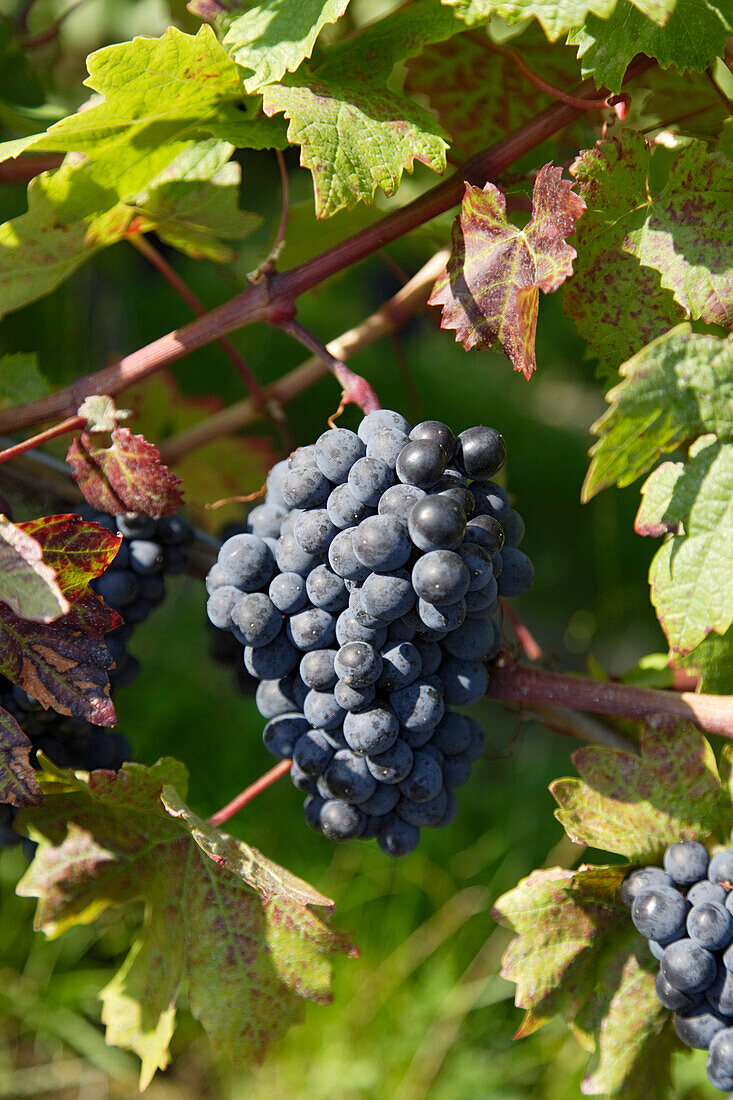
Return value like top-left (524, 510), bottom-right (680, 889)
top-left (0, 0), bottom-right (731, 1095)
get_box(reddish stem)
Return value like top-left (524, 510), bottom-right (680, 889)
top-left (0, 414), bottom-right (84, 465)
top-left (277, 317), bottom-right (381, 414)
top-left (0, 53), bottom-right (656, 436)
top-left (488, 662), bottom-right (733, 739)
top-left (0, 155), bottom-right (63, 184)
top-left (208, 759), bottom-right (292, 827)
top-left (501, 600), bottom-right (544, 662)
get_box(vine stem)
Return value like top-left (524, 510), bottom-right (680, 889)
top-left (208, 759), bottom-right (292, 827)
top-left (0, 155), bottom-right (62, 183)
top-left (0, 53), bottom-right (655, 437)
top-left (129, 234), bottom-right (292, 450)
top-left (276, 317), bottom-right (380, 413)
top-left (487, 662), bottom-right (733, 739)
top-left (0, 414), bottom-right (84, 465)
top-left (159, 248), bottom-right (449, 463)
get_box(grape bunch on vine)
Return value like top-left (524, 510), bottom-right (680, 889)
top-left (0, 0), bottom-right (731, 1095)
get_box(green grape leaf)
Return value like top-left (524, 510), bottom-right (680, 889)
top-left (0, 353), bottom-right (50, 407)
top-left (261, 0), bottom-right (476, 216)
top-left (492, 864), bottom-right (673, 1097)
top-left (223, 0), bottom-right (350, 93)
top-left (0, 706), bottom-right (42, 808)
top-left (132, 140), bottom-right (260, 263)
top-left (675, 626), bottom-right (733, 694)
top-left (67, 427), bottom-right (184, 519)
top-left (568, 0), bottom-right (733, 92)
top-left (635, 436), bottom-right (733, 654)
top-left (550, 722), bottom-right (721, 862)
top-left (0, 515), bottom-right (69, 623)
top-left (17, 758), bottom-right (356, 1088)
top-left (444, 0), bottom-right (675, 41)
top-left (429, 164), bottom-right (585, 377)
top-left (121, 373), bottom-right (278, 534)
top-left (405, 25), bottom-right (584, 159)
top-left (582, 326), bottom-right (733, 500)
top-left (629, 141), bottom-right (733, 326)
top-left (565, 131), bottom-right (687, 372)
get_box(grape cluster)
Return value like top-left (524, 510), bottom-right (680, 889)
top-left (624, 838), bottom-right (733, 1090)
top-left (206, 410), bottom-right (534, 856)
top-left (81, 508), bottom-right (194, 689)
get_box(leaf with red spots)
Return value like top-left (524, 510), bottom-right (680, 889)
top-left (493, 864), bottom-right (674, 1098)
top-left (550, 721), bottom-right (721, 863)
top-left (0, 706), bottom-right (42, 808)
top-left (67, 427), bottom-right (183, 519)
top-left (429, 164), bottom-right (585, 378)
top-left (18, 757), bottom-right (356, 1088)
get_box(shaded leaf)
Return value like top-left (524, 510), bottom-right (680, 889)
top-left (565, 131), bottom-right (685, 372)
top-left (445, 0), bottom-right (674, 41)
top-left (582, 326), bottom-right (733, 500)
top-left (429, 164), bottom-right (585, 377)
top-left (223, 0), bottom-right (350, 93)
top-left (67, 427), bottom-right (184, 519)
top-left (0, 515), bottom-right (68, 623)
top-left (0, 706), bottom-right (42, 807)
top-left (493, 864), bottom-right (672, 1096)
top-left (636, 437), bottom-right (733, 654)
top-left (675, 626), bottom-right (733, 695)
top-left (122, 373), bottom-right (277, 534)
top-left (550, 722), bottom-right (720, 862)
top-left (0, 352), bottom-right (50, 407)
top-left (0, 609), bottom-right (115, 725)
top-left (18, 758), bottom-right (356, 1087)
top-left (404, 25), bottom-right (585, 158)
top-left (569, 0), bottom-right (733, 92)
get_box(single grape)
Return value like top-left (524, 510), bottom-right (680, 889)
top-left (263, 713), bottom-right (310, 758)
top-left (378, 483), bottom-right (426, 517)
top-left (334, 679), bottom-right (376, 711)
top-left (323, 750), bottom-right (377, 803)
top-left (706, 963), bottom-right (733, 1015)
top-left (128, 539), bottom-right (163, 575)
top-left (303, 689), bottom-right (344, 731)
top-left (274, 532), bottom-right (321, 577)
top-left (353, 514), bottom-right (411, 571)
top-left (366, 739), bottom-right (413, 784)
top-left (343, 704), bottom-right (399, 754)
top-left (328, 529), bottom-right (371, 583)
top-left (327, 483), bottom-right (372, 529)
top-left (408, 496), bottom-right (466, 552)
top-left (218, 533), bottom-right (275, 590)
top-left (661, 938), bottom-right (717, 993)
top-left (269, 571), bottom-right (308, 614)
top-left (412, 550), bottom-right (470, 606)
top-left (314, 428), bottom-right (365, 483)
top-left (395, 439), bottom-right (446, 488)
top-left (688, 901), bottom-right (733, 951)
top-left (409, 420), bottom-right (456, 459)
top-left (306, 565), bottom-right (348, 613)
top-left (299, 649), bottom-right (337, 691)
top-left (288, 444), bottom-right (318, 468)
top-left (377, 817), bottom-right (420, 857)
top-left (286, 607), bottom-right (337, 652)
top-left (334, 641), bottom-right (383, 688)
top-left (244, 633), bottom-right (299, 679)
top-left (320, 800), bottom-right (366, 841)
top-left (709, 850), bottom-right (733, 885)
top-left (348, 456), bottom-right (394, 506)
top-left (442, 755), bottom-right (472, 789)
top-left (357, 409), bottom-right (411, 444)
top-left (366, 428), bottom-right (410, 467)
top-left (497, 547), bottom-right (535, 597)
top-left (360, 782), bottom-right (400, 816)
top-left (281, 465), bottom-right (331, 509)
top-left (674, 1005), bottom-right (729, 1050)
top-left (247, 502), bottom-right (287, 538)
top-left (454, 426), bottom-right (506, 479)
top-left (457, 543), bottom-right (494, 591)
top-left (655, 970), bottom-right (703, 1012)
top-left (432, 713), bottom-right (472, 755)
top-left (399, 751), bottom-right (444, 803)
top-left (293, 509), bottom-right (337, 555)
top-left (502, 509), bottom-right (525, 547)
top-left (442, 617), bottom-right (501, 661)
top-left (688, 881), bottom-right (727, 907)
top-left (230, 593), bottom-right (282, 648)
top-left (290, 761), bottom-right (317, 794)
top-left (256, 678), bottom-right (299, 719)
top-left (95, 570), bottom-right (139, 607)
top-left (390, 680), bottom-right (444, 733)
top-left (398, 789), bottom-right (449, 827)
top-left (630, 887), bottom-right (688, 942)
top-left (293, 730), bottom-right (335, 775)
top-left (708, 1027), bottom-right (733, 1084)
top-left (464, 516), bottom-right (505, 557)
top-left (206, 586), bottom-right (241, 629)
top-left (439, 658), bottom-right (488, 705)
top-left (335, 608), bottom-right (388, 648)
top-left (378, 642), bottom-right (422, 692)
top-left (360, 569), bottom-right (415, 621)
top-left (620, 866), bottom-right (675, 908)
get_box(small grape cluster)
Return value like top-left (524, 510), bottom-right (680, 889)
top-left (206, 410), bottom-right (533, 856)
top-left (81, 508), bottom-right (194, 689)
top-left (623, 839), bottom-right (733, 1090)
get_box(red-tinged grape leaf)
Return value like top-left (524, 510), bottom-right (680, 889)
top-left (582, 326), bottom-right (733, 501)
top-left (635, 437), bottom-right (733, 654)
top-left (675, 625), bottom-right (733, 695)
top-left (404, 26), bottom-right (587, 159)
top-left (0, 706), bottom-right (42, 807)
top-left (67, 427), bottom-right (183, 519)
top-left (492, 864), bottom-right (673, 1097)
top-left (121, 373), bottom-right (278, 533)
top-left (0, 607), bottom-right (115, 726)
top-left (18, 514), bottom-right (123, 640)
top-left (17, 757), bottom-right (356, 1088)
top-left (550, 721), bottom-right (721, 863)
top-left (565, 132), bottom-right (685, 372)
top-left (0, 515), bottom-right (69, 623)
top-left (429, 164), bottom-right (585, 378)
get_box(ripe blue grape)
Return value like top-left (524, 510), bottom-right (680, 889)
top-left (408, 496), bottom-right (466, 552)
top-left (412, 550), bottom-right (470, 606)
top-left (353, 514), bottom-right (411, 571)
top-left (314, 428), bottom-right (365, 483)
top-left (455, 426), bottom-right (506, 479)
top-left (395, 439), bottom-right (446, 488)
